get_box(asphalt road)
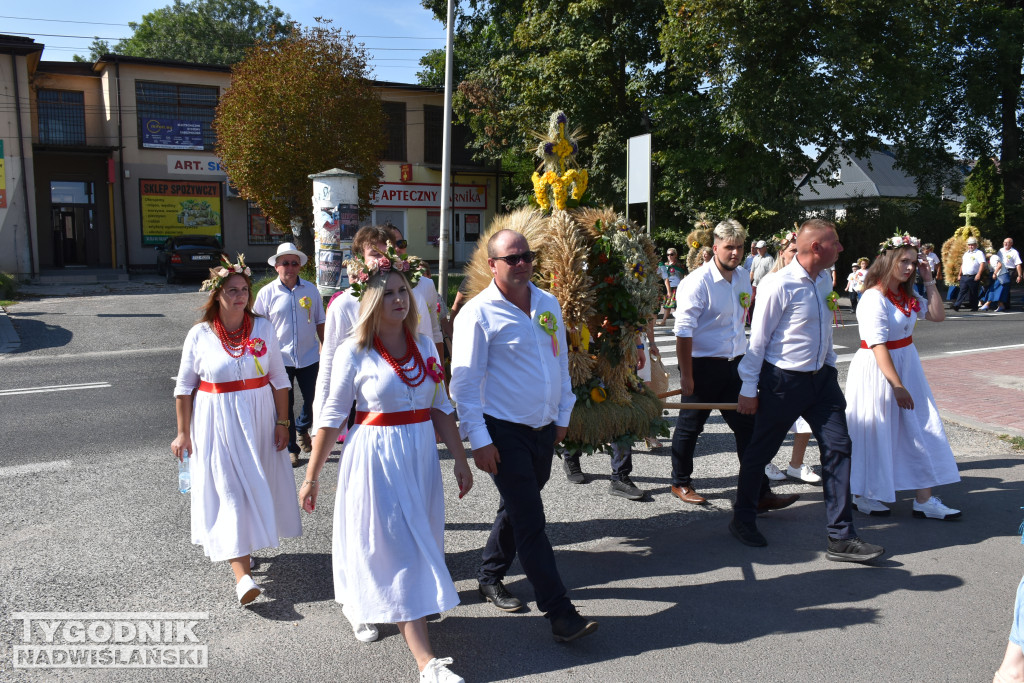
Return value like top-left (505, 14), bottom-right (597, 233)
top-left (1, 281), bottom-right (1022, 682)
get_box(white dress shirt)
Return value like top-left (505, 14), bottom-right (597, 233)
top-left (312, 292), bottom-right (360, 432)
top-left (738, 258), bottom-right (837, 397)
top-left (999, 247), bottom-right (1021, 271)
top-left (960, 249), bottom-right (986, 276)
top-left (413, 276), bottom-right (443, 343)
top-left (450, 280), bottom-right (574, 450)
top-left (926, 252), bottom-right (940, 274)
top-left (658, 261), bottom-right (683, 288)
top-left (252, 277), bottom-right (325, 369)
top-left (673, 261), bottom-right (750, 359)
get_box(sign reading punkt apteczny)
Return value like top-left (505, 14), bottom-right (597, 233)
top-left (12, 612), bottom-right (208, 668)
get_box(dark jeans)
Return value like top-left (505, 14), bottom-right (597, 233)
top-left (954, 275), bottom-right (980, 310)
top-left (609, 442), bottom-right (632, 481)
top-left (478, 415), bottom-right (572, 620)
top-left (285, 363), bottom-right (318, 454)
top-left (734, 363), bottom-right (855, 540)
top-left (671, 356), bottom-right (755, 487)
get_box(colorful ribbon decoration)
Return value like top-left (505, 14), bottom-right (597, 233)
top-left (299, 296), bottom-right (312, 323)
top-left (739, 292), bottom-right (751, 309)
top-left (538, 311), bottom-right (559, 357)
top-left (248, 337), bottom-right (267, 375)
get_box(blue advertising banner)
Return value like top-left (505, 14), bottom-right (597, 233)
top-left (141, 118), bottom-right (204, 150)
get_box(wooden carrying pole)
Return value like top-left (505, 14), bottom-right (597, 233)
top-left (657, 389), bottom-right (737, 411)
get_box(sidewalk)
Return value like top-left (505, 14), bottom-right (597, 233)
top-left (923, 347), bottom-right (1024, 437)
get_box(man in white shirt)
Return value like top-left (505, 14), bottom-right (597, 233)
top-left (450, 229), bottom-right (597, 643)
top-left (999, 237), bottom-right (1023, 311)
top-left (953, 236), bottom-right (988, 311)
top-left (669, 219), bottom-right (798, 513)
top-left (254, 242), bottom-right (326, 465)
top-left (311, 225), bottom-right (391, 434)
top-left (657, 248), bottom-right (684, 326)
top-left (733, 219), bottom-right (884, 563)
top-left (748, 240), bottom-right (774, 323)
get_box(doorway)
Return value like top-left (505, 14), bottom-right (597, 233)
top-left (453, 211), bottom-right (482, 264)
top-left (50, 181), bottom-right (96, 267)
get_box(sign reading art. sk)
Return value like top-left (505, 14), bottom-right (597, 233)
top-left (371, 183), bottom-right (486, 210)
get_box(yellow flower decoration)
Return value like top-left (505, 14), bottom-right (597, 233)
top-left (590, 386), bottom-right (607, 403)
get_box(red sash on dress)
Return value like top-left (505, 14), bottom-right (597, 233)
top-left (198, 375), bottom-right (270, 393)
top-left (859, 336), bottom-right (913, 350)
top-left (354, 409), bottom-right (431, 426)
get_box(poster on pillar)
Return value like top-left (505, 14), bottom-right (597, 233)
top-left (140, 179), bottom-right (222, 245)
top-left (0, 140), bottom-right (6, 208)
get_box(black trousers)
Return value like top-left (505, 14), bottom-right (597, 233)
top-left (478, 415), bottom-right (571, 620)
top-left (670, 356), bottom-right (756, 488)
top-left (954, 275), bottom-right (980, 310)
top-left (734, 363), bottom-right (855, 540)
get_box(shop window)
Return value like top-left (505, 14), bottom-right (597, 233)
top-left (424, 104), bottom-right (442, 164)
top-left (382, 101), bottom-right (407, 161)
top-left (136, 81), bottom-right (219, 151)
top-left (38, 90), bottom-right (86, 145)
top-left (247, 203), bottom-right (287, 245)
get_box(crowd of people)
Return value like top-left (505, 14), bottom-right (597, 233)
top-left (170, 218), bottom-right (1017, 682)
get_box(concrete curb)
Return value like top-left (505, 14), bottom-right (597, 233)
top-left (0, 305), bottom-right (21, 353)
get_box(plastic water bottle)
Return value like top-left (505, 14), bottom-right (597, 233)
top-left (178, 449), bottom-right (191, 494)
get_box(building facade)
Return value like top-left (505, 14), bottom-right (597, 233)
top-left (0, 34), bottom-right (500, 278)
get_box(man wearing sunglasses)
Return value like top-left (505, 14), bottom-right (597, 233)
top-left (389, 226), bottom-right (446, 361)
top-left (254, 242), bottom-right (326, 466)
top-left (451, 229), bottom-right (597, 643)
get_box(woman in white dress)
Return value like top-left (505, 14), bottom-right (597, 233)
top-left (847, 234), bottom-right (961, 520)
top-left (300, 246), bottom-right (473, 683)
top-left (171, 258), bottom-right (302, 605)
top-left (762, 233), bottom-right (823, 485)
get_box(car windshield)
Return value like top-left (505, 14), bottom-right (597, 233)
top-left (174, 236), bottom-right (221, 248)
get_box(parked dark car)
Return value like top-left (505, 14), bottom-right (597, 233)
top-left (155, 236), bottom-right (228, 284)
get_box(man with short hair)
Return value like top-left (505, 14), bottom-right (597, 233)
top-left (953, 237), bottom-right (988, 311)
top-left (658, 248), bottom-right (684, 326)
top-left (998, 238), bottom-right (1022, 311)
top-left (450, 229), bottom-right (597, 643)
top-left (254, 242), bottom-right (326, 465)
top-left (311, 225), bottom-right (390, 434)
top-left (669, 219), bottom-right (797, 513)
top-left (733, 219), bottom-right (884, 563)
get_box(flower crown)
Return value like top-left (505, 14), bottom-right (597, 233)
top-left (878, 232), bottom-right (921, 255)
top-left (772, 229), bottom-right (798, 248)
top-left (345, 241), bottom-right (425, 299)
top-left (200, 255), bottom-right (252, 292)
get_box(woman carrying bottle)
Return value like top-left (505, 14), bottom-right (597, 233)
top-left (171, 257), bottom-right (301, 605)
top-left (846, 234), bottom-right (961, 519)
top-left (300, 244), bottom-right (473, 683)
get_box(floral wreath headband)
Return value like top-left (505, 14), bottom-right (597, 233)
top-left (878, 232), bottom-right (921, 255)
top-left (200, 255), bottom-right (252, 292)
top-left (772, 229), bottom-right (798, 248)
top-left (345, 241), bottom-right (425, 299)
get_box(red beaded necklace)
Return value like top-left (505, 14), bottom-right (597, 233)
top-left (885, 288), bottom-right (916, 317)
top-left (212, 314), bottom-right (252, 358)
top-left (374, 329), bottom-right (427, 387)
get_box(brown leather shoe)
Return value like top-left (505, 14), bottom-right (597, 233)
top-left (671, 485), bottom-right (707, 505)
top-left (297, 430), bottom-right (313, 453)
top-left (758, 492), bottom-right (800, 512)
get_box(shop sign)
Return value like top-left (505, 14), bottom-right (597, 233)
top-left (140, 179), bottom-right (222, 245)
top-left (141, 118), bottom-right (204, 150)
top-left (167, 155), bottom-right (226, 176)
top-left (371, 182), bottom-right (486, 210)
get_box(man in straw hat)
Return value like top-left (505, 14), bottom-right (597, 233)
top-left (254, 242), bottom-right (325, 466)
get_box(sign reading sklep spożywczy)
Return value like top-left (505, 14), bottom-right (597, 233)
top-left (12, 612), bottom-right (208, 669)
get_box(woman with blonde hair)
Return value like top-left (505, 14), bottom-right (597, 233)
top-left (171, 257), bottom-right (301, 605)
top-left (300, 244), bottom-right (473, 683)
top-left (846, 234), bottom-right (960, 519)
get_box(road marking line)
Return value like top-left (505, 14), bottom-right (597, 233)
top-left (0, 382), bottom-right (111, 396)
top-left (945, 344), bottom-right (1024, 355)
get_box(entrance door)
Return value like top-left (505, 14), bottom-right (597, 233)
top-left (50, 181), bottom-right (95, 267)
top-left (453, 212), bottom-right (482, 264)
top-left (51, 208), bottom-right (89, 267)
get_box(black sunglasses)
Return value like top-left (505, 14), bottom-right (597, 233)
top-left (491, 251), bottom-right (537, 266)
top-left (395, 239), bottom-right (408, 249)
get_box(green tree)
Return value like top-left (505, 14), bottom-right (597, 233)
top-left (961, 156), bottom-right (1006, 234)
top-left (214, 21), bottom-right (386, 255)
top-left (72, 39), bottom-right (112, 63)
top-left (73, 0), bottom-right (291, 66)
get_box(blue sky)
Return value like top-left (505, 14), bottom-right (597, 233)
top-left (2, 0), bottom-right (446, 83)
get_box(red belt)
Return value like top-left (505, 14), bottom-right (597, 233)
top-left (198, 375), bottom-right (270, 393)
top-left (860, 336), bottom-right (913, 350)
top-left (354, 409), bottom-right (431, 426)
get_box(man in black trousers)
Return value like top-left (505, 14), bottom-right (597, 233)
top-left (733, 219), bottom-right (885, 563)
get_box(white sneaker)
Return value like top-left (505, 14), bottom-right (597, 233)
top-left (235, 575), bottom-right (261, 606)
top-left (765, 462), bottom-right (787, 481)
top-left (352, 622), bottom-right (379, 643)
top-left (787, 463), bottom-right (822, 484)
top-left (912, 496), bottom-right (961, 520)
top-left (853, 495), bottom-right (891, 516)
top-left (420, 657), bottom-right (463, 683)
